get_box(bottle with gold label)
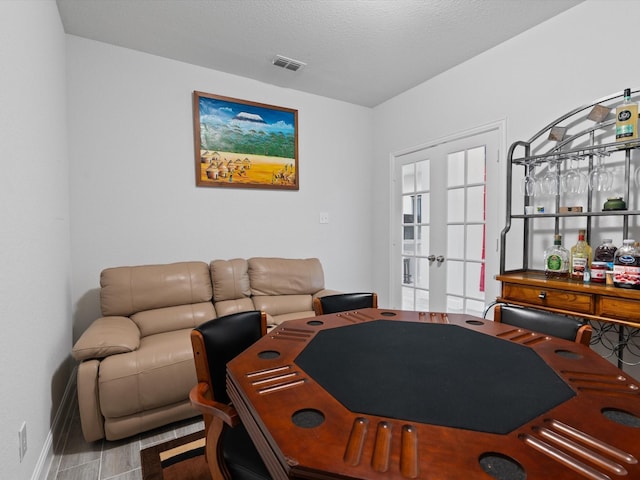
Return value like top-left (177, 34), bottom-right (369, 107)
top-left (570, 229), bottom-right (592, 280)
top-left (616, 88), bottom-right (639, 142)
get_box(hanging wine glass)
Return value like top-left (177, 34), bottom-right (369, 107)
top-left (540, 156), bottom-right (560, 196)
top-left (589, 151), bottom-right (613, 192)
top-left (561, 155), bottom-right (588, 194)
top-left (520, 162), bottom-right (537, 197)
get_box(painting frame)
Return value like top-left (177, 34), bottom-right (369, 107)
top-left (193, 91), bottom-right (299, 190)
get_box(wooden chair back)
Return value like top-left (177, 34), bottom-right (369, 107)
top-left (494, 304), bottom-right (592, 346)
top-left (190, 311), bottom-right (269, 480)
top-left (313, 292), bottom-right (378, 315)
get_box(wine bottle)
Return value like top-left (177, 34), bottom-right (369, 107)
top-left (570, 229), bottom-right (592, 280)
top-left (616, 88), bottom-right (639, 142)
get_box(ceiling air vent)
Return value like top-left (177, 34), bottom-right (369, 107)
top-left (272, 55), bottom-right (306, 72)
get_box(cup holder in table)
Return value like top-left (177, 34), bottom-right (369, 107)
top-left (292, 408), bottom-right (325, 428)
top-left (602, 408), bottom-right (640, 427)
top-left (258, 350), bottom-right (280, 359)
top-left (479, 452), bottom-right (526, 480)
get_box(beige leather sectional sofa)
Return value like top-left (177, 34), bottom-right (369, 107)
top-left (71, 257), bottom-right (338, 442)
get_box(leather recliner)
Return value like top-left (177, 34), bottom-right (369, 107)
top-left (72, 257), bottom-right (339, 442)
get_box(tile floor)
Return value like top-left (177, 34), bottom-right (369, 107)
top-left (46, 395), bottom-right (204, 480)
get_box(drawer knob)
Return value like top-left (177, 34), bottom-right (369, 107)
top-left (538, 291), bottom-right (547, 300)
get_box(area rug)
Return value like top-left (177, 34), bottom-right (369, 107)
top-left (140, 430), bottom-right (210, 480)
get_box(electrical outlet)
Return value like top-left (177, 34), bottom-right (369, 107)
top-left (319, 212), bottom-right (329, 224)
top-left (19, 422), bottom-right (27, 462)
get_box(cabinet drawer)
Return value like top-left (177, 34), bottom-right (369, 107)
top-left (502, 283), bottom-right (595, 314)
top-left (598, 296), bottom-right (640, 322)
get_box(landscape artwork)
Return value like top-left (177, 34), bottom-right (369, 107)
top-left (193, 91), bottom-right (298, 190)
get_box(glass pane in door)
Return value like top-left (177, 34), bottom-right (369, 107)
top-left (466, 262), bottom-right (485, 299)
top-left (465, 225), bottom-right (484, 260)
top-left (416, 225), bottom-right (430, 256)
top-left (416, 160), bottom-right (430, 191)
top-left (447, 189), bottom-right (465, 223)
top-left (446, 260), bottom-right (464, 296)
top-left (467, 147), bottom-right (486, 183)
top-left (467, 186), bottom-right (485, 222)
top-left (416, 289), bottom-right (429, 311)
top-left (402, 163), bottom-right (415, 193)
top-left (448, 151), bottom-right (465, 186)
top-left (447, 225), bottom-right (464, 259)
top-left (416, 257), bottom-right (430, 289)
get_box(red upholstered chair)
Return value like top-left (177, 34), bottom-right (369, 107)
top-left (313, 292), bottom-right (378, 315)
top-left (189, 311), bottom-right (271, 480)
top-left (494, 304), bottom-right (592, 346)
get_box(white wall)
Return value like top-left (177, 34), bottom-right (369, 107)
top-left (0, 1), bottom-right (72, 479)
top-left (372, 0), bottom-right (640, 304)
top-left (66, 37), bottom-right (374, 339)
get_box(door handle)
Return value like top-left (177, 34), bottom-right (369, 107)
top-left (436, 255), bottom-right (445, 264)
top-left (427, 255), bottom-right (436, 262)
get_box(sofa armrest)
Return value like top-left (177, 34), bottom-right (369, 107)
top-left (72, 316), bottom-right (141, 361)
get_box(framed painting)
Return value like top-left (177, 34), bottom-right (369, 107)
top-left (193, 91), bottom-right (299, 190)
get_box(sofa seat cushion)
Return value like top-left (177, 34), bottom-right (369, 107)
top-left (214, 298), bottom-right (256, 318)
top-left (98, 329), bottom-right (197, 418)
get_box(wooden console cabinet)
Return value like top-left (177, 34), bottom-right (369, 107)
top-left (497, 271), bottom-right (640, 329)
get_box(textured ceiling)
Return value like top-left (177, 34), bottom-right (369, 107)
top-left (56, 0), bottom-right (583, 107)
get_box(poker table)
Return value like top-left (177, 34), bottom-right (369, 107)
top-left (226, 309), bottom-right (640, 479)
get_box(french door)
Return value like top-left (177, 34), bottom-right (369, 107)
top-left (392, 126), bottom-right (501, 316)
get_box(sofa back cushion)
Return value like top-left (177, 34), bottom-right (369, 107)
top-left (100, 262), bottom-right (213, 317)
top-left (248, 257), bottom-right (325, 295)
top-left (210, 258), bottom-right (251, 302)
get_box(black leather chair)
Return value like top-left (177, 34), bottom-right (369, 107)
top-left (494, 304), bottom-right (592, 346)
top-left (189, 311), bottom-right (271, 480)
top-left (313, 292), bottom-right (378, 315)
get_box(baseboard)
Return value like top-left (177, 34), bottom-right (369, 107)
top-left (32, 365), bottom-right (77, 480)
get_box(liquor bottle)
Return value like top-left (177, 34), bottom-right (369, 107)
top-left (544, 234), bottom-right (569, 279)
top-left (570, 229), bottom-right (592, 280)
top-left (616, 88), bottom-right (639, 142)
